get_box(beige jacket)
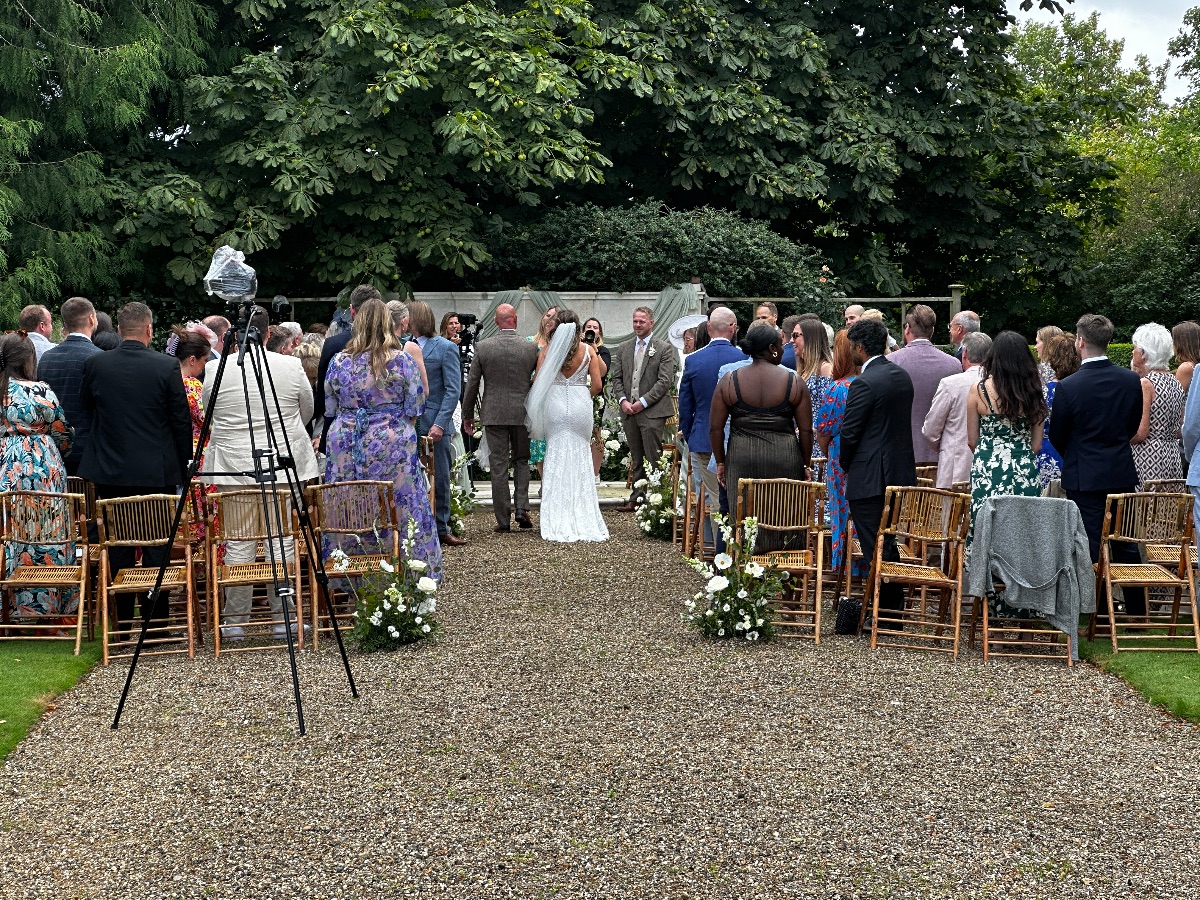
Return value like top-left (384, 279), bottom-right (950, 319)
top-left (921, 365), bottom-right (982, 488)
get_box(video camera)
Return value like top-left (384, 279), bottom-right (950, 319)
top-left (458, 313), bottom-right (479, 353)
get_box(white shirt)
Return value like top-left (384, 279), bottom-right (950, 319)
top-left (1080, 355), bottom-right (1108, 365)
top-left (860, 354), bottom-right (883, 372)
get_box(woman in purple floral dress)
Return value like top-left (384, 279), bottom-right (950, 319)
top-left (324, 299), bottom-right (442, 577)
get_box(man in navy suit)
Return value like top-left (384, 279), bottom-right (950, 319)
top-left (841, 318), bottom-right (917, 615)
top-left (1049, 313), bottom-right (1145, 615)
top-left (38, 297), bottom-right (102, 476)
top-left (314, 284), bottom-right (378, 453)
top-left (678, 307), bottom-right (747, 534)
top-left (410, 301), bottom-right (465, 546)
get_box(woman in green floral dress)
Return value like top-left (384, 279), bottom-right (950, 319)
top-left (966, 330), bottom-right (1048, 546)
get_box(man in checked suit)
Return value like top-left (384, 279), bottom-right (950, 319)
top-left (38, 296), bottom-right (102, 476)
top-left (462, 304), bottom-right (540, 532)
top-left (610, 306), bottom-right (678, 510)
top-left (841, 318), bottom-right (917, 617)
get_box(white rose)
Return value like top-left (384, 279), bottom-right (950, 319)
top-left (417, 576), bottom-right (438, 594)
top-left (407, 559), bottom-right (428, 572)
top-left (744, 562), bottom-right (764, 578)
top-left (708, 575), bottom-right (730, 593)
top-left (422, 624), bottom-right (431, 633)
top-left (606, 440), bottom-right (621, 451)
top-left (713, 553), bottom-right (733, 571)
top-left (600, 429), bottom-right (611, 440)
top-left (414, 616), bottom-right (423, 624)
top-left (379, 560), bottom-right (395, 573)
top-left (647, 347), bottom-right (656, 357)
top-left (649, 493), bottom-right (663, 506)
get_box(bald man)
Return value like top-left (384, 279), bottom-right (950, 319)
top-left (462, 304), bottom-right (540, 531)
top-left (843, 304), bottom-right (865, 328)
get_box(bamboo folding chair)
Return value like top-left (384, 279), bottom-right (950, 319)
top-left (686, 476), bottom-right (716, 562)
top-left (1143, 479), bottom-right (1187, 494)
top-left (0, 491), bottom-right (90, 653)
top-left (209, 489), bottom-right (305, 655)
top-left (867, 487), bottom-right (970, 657)
top-left (669, 440), bottom-right (686, 547)
top-left (307, 481), bottom-right (399, 648)
top-left (96, 494), bottom-right (196, 666)
top-left (1096, 492), bottom-right (1199, 653)
top-left (915, 464), bottom-right (938, 488)
top-left (735, 478), bottom-right (828, 642)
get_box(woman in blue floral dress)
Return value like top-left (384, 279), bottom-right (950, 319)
top-left (967, 332), bottom-right (1047, 545)
top-left (1034, 333), bottom-right (1080, 489)
top-left (815, 330), bottom-right (868, 578)
top-left (0, 332), bottom-right (75, 619)
top-left (324, 300), bottom-right (442, 578)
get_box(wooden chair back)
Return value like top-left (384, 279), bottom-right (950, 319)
top-left (308, 480), bottom-right (398, 544)
top-left (1142, 479), bottom-right (1187, 494)
top-left (734, 478), bottom-right (825, 549)
top-left (886, 487), bottom-right (970, 545)
top-left (211, 489), bottom-right (295, 543)
top-left (1, 490), bottom-right (85, 549)
top-left (66, 476), bottom-right (98, 521)
top-left (97, 494), bottom-right (188, 547)
top-left (1102, 492), bottom-right (1192, 547)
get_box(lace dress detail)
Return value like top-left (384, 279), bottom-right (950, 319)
top-left (539, 349), bottom-right (609, 543)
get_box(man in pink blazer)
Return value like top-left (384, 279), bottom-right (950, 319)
top-left (887, 304), bottom-right (963, 465)
top-left (921, 332), bottom-right (992, 488)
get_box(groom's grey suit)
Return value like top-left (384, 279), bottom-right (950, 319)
top-left (463, 329), bottom-right (540, 529)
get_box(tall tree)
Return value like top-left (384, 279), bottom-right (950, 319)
top-left (0, 0), bottom-right (211, 322)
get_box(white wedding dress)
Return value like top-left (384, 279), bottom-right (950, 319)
top-left (538, 348), bottom-right (609, 543)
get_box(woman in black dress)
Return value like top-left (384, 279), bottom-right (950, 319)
top-left (709, 322), bottom-right (812, 549)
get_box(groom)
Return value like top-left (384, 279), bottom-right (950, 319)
top-left (463, 303), bottom-right (540, 532)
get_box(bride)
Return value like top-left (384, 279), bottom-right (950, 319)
top-left (526, 310), bottom-right (609, 542)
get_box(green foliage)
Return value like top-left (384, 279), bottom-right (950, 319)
top-left (0, 641), bottom-right (101, 761)
top-left (1082, 638), bottom-right (1200, 722)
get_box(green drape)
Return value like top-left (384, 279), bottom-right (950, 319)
top-left (603, 282), bottom-right (703, 345)
top-left (475, 289), bottom-right (564, 340)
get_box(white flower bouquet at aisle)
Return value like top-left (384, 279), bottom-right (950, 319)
top-left (683, 515), bottom-right (783, 642)
top-left (599, 422), bottom-right (631, 483)
top-left (343, 520), bottom-right (442, 652)
top-left (633, 456), bottom-right (677, 541)
top-left (448, 455), bottom-right (475, 538)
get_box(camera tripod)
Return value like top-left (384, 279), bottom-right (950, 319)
top-left (112, 298), bottom-right (359, 734)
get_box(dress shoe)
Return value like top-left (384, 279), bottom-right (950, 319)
top-left (618, 501), bottom-right (638, 513)
top-left (440, 533), bottom-right (468, 546)
top-left (273, 623), bottom-right (312, 639)
top-left (514, 510), bottom-right (533, 529)
top-left (493, 524), bottom-right (511, 533)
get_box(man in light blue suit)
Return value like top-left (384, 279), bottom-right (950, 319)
top-left (410, 301), bottom-right (465, 546)
top-left (678, 307), bottom-right (747, 536)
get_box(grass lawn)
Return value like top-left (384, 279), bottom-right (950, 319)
top-left (1081, 637), bottom-right (1200, 723)
top-left (0, 640), bottom-right (101, 762)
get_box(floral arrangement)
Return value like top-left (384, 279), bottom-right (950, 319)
top-left (633, 456), bottom-right (678, 541)
top-left (683, 515), bottom-right (783, 642)
top-left (332, 520), bottom-right (442, 652)
top-left (448, 456), bottom-right (475, 538)
top-left (599, 424), bottom-right (631, 482)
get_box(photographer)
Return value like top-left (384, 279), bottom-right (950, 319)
top-left (582, 317), bottom-right (611, 478)
top-left (582, 317), bottom-right (610, 385)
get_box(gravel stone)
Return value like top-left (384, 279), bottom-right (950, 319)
top-left (2, 511), bottom-right (1200, 898)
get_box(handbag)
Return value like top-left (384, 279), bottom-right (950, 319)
top-left (834, 596), bottom-right (862, 635)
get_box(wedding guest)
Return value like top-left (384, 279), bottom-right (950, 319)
top-left (306, 322), bottom-right (327, 337)
top-left (843, 304), bottom-right (865, 328)
top-left (610, 306), bottom-right (678, 510)
top-left (1173, 320), bottom-right (1200, 395)
top-left (967, 332), bottom-right (1045, 540)
top-left (922, 331), bottom-right (992, 489)
top-left (816, 330), bottom-right (867, 578)
top-left (1035, 333), bottom-right (1080, 489)
top-left (948, 310), bottom-right (980, 361)
top-left (80, 302), bottom-right (192, 634)
top-left (315, 284), bottom-right (379, 454)
top-left (710, 322), bottom-right (811, 551)
top-left (280, 322), bottom-right (303, 353)
top-left (0, 331), bottom-right (76, 622)
top-left (1049, 313), bottom-right (1145, 617)
top-left (841, 319), bottom-right (916, 617)
top-left (1035, 325), bottom-right (1064, 386)
top-left (92, 311), bottom-right (121, 351)
top-left (202, 304), bottom-right (318, 638)
top-left (266, 325), bottom-right (293, 354)
top-left (439, 311), bottom-right (463, 346)
top-left (1130, 322), bottom-right (1185, 488)
top-left (582, 317), bottom-right (611, 381)
top-left (462, 303), bottom-right (540, 531)
top-left (682, 327), bottom-right (698, 356)
top-left (888, 304), bottom-right (960, 466)
top-left (202, 315), bottom-right (232, 360)
top-left (582, 316), bottom-right (612, 477)
top-left (20, 305), bottom-right (55, 361)
top-left (294, 335), bottom-right (322, 393)
top-left (385, 300), bottom-right (429, 394)
top-left (165, 326), bottom-right (216, 540)
top-left (37, 296), bottom-right (101, 475)
top-left (325, 298), bottom-right (441, 573)
top-left (795, 317), bottom-right (834, 432)
top-left (779, 315), bottom-right (802, 370)
top-left (410, 300), bottom-right (464, 548)
top-left (677, 307), bottom-right (745, 524)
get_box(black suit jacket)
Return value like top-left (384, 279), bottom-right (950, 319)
top-left (314, 329), bottom-right (351, 453)
top-left (38, 334), bottom-right (102, 473)
top-left (1047, 358), bottom-right (1142, 492)
top-left (841, 357), bottom-right (917, 501)
top-left (78, 340), bottom-right (193, 487)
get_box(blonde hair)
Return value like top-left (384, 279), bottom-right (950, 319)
top-left (345, 298), bottom-right (401, 383)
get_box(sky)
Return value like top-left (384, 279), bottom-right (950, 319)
top-left (1007, 0), bottom-right (1196, 101)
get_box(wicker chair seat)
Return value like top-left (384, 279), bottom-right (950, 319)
top-left (326, 553), bottom-right (392, 577)
top-left (216, 561), bottom-right (298, 585)
top-left (1106, 563), bottom-right (1188, 586)
top-left (753, 550), bottom-right (814, 570)
top-left (1146, 544), bottom-right (1198, 566)
top-left (110, 566), bottom-right (189, 591)
top-left (852, 539), bottom-right (917, 560)
top-left (2, 565), bottom-right (84, 586)
top-left (877, 561), bottom-right (954, 584)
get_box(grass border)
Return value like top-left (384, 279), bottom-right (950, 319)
top-left (1080, 637), bottom-right (1200, 723)
top-left (0, 640), bottom-right (101, 762)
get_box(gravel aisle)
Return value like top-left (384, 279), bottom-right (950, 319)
top-left (3, 511), bottom-right (1200, 899)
